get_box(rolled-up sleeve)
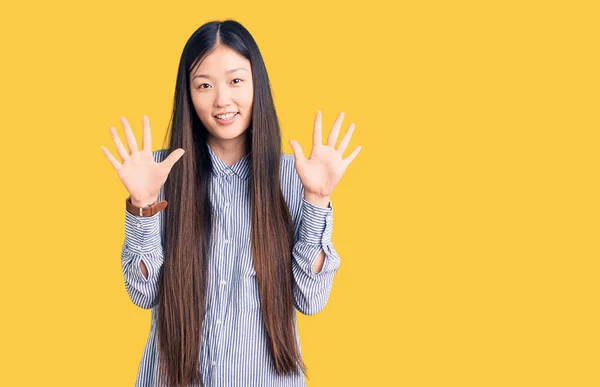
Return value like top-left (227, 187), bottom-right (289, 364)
top-left (121, 207), bottom-right (164, 309)
top-left (292, 197), bottom-right (341, 315)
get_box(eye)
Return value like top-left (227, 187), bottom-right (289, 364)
top-left (232, 78), bottom-right (243, 84)
top-left (197, 83), bottom-right (211, 89)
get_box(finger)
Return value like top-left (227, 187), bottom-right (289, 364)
top-left (326, 111), bottom-right (345, 148)
top-left (336, 122), bottom-right (355, 156)
top-left (109, 126), bottom-right (129, 162)
top-left (101, 145), bottom-right (122, 171)
top-left (162, 148), bottom-right (186, 172)
top-left (313, 110), bottom-right (322, 146)
top-left (343, 145), bottom-right (362, 166)
top-left (141, 114), bottom-right (152, 152)
top-left (289, 140), bottom-right (306, 167)
top-left (120, 116), bottom-right (139, 154)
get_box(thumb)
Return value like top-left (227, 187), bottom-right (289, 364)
top-left (164, 148), bottom-right (185, 170)
top-left (289, 140), bottom-right (305, 166)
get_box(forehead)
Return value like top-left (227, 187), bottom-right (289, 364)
top-left (191, 46), bottom-right (251, 77)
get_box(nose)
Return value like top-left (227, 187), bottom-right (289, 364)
top-left (214, 84), bottom-right (233, 108)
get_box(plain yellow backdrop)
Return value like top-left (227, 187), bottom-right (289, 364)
top-left (0, 0), bottom-right (599, 386)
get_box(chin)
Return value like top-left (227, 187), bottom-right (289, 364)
top-left (210, 128), bottom-right (249, 141)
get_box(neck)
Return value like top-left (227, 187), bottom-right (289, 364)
top-left (207, 133), bottom-right (248, 166)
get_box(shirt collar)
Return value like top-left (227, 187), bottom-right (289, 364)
top-left (206, 142), bottom-right (252, 180)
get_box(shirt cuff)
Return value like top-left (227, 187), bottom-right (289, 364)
top-left (298, 198), bottom-right (333, 245)
top-left (124, 210), bottom-right (163, 254)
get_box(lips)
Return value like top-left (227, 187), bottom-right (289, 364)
top-left (214, 112), bottom-right (238, 118)
top-left (214, 112), bottom-right (239, 125)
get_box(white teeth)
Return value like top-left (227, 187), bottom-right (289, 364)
top-left (216, 112), bottom-right (236, 119)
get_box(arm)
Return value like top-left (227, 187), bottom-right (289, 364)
top-left (286, 109), bottom-right (361, 315)
top-left (292, 195), bottom-right (341, 316)
top-left (121, 208), bottom-right (164, 309)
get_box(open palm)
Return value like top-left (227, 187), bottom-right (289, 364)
top-left (289, 111), bottom-right (362, 197)
top-left (100, 115), bottom-right (185, 205)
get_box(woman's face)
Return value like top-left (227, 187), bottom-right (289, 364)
top-left (189, 45), bottom-right (254, 145)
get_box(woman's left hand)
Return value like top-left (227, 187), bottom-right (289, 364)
top-left (289, 110), bottom-right (362, 199)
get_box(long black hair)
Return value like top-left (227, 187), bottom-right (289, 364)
top-left (156, 20), bottom-right (307, 386)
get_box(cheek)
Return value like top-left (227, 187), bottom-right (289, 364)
top-left (191, 93), bottom-right (212, 116)
top-left (240, 87), bottom-right (254, 111)
top-left (189, 94), bottom-right (216, 129)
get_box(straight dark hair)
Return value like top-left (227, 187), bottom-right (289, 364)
top-left (156, 20), bottom-right (307, 386)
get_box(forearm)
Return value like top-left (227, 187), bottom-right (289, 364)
top-left (303, 191), bottom-right (330, 274)
top-left (139, 261), bottom-right (149, 279)
top-left (291, 195), bottom-right (341, 314)
top-left (310, 249), bottom-right (325, 274)
top-left (122, 209), bottom-right (164, 309)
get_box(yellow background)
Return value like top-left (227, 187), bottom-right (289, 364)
top-left (1, 0), bottom-right (598, 386)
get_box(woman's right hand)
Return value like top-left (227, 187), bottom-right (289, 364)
top-left (101, 115), bottom-right (185, 206)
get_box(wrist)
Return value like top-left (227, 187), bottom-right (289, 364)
top-left (303, 191), bottom-right (331, 208)
top-left (130, 196), bottom-right (159, 207)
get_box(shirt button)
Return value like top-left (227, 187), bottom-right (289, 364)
top-left (136, 223), bottom-right (141, 228)
top-left (220, 280), bottom-right (226, 286)
top-left (136, 245), bottom-right (142, 251)
top-left (225, 202), bottom-right (230, 207)
top-left (216, 319), bottom-right (221, 325)
top-left (224, 239), bottom-right (229, 244)
top-left (211, 361), bottom-right (217, 366)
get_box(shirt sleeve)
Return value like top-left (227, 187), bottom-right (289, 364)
top-left (292, 196), bottom-right (341, 315)
top-left (121, 209), bottom-right (164, 309)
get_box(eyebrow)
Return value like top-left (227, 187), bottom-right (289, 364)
top-left (192, 68), bottom-right (248, 80)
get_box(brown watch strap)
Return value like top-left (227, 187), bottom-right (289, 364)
top-left (126, 196), bottom-right (168, 217)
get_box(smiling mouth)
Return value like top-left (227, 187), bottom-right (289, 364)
top-left (214, 112), bottom-right (239, 125)
top-left (214, 112), bottom-right (239, 120)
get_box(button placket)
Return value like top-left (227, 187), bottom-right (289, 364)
top-left (214, 172), bottom-right (232, 364)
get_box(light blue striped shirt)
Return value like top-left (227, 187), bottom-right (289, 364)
top-left (121, 142), bottom-right (341, 386)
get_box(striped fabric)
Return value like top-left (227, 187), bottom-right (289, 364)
top-left (121, 141), bottom-right (341, 386)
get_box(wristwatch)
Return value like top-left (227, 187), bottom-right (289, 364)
top-left (126, 196), bottom-right (168, 217)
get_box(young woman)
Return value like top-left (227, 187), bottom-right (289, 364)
top-left (101, 20), bottom-right (361, 387)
